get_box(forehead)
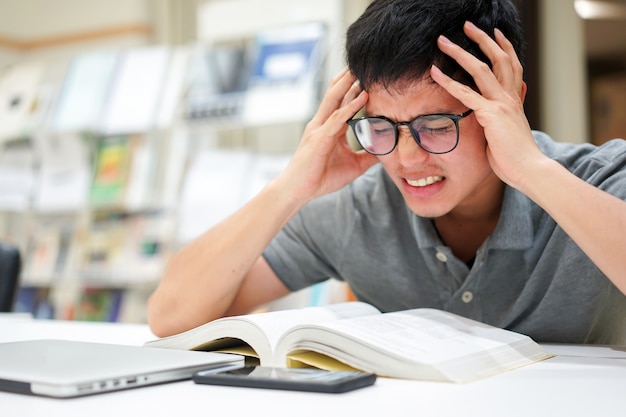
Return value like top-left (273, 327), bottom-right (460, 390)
top-left (365, 79), bottom-right (460, 118)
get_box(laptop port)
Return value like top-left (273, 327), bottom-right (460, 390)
top-left (77, 384), bottom-right (93, 392)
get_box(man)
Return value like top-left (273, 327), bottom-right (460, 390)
top-left (148, 0), bottom-right (626, 344)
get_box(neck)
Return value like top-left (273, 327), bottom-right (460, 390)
top-left (434, 176), bottom-right (505, 263)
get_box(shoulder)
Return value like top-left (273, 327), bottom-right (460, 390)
top-left (534, 130), bottom-right (626, 162)
top-left (534, 131), bottom-right (626, 184)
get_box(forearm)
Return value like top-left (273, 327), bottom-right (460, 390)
top-left (147, 177), bottom-right (305, 336)
top-left (517, 157), bottom-right (626, 293)
top-left (147, 68), bottom-right (372, 336)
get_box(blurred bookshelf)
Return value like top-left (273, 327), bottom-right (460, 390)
top-left (0, 0), bottom-right (368, 323)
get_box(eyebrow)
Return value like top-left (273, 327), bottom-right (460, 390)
top-left (363, 109), bottom-right (463, 121)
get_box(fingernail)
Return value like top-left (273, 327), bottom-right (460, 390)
top-left (438, 35), bottom-right (452, 44)
top-left (465, 21), bottom-right (477, 30)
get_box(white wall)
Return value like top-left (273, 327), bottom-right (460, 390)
top-left (0, 0), bottom-right (154, 66)
top-left (0, 0), bottom-right (149, 38)
top-left (540, 0), bottom-right (589, 143)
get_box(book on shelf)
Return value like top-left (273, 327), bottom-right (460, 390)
top-left (90, 134), bottom-right (154, 209)
top-left (177, 149), bottom-right (254, 243)
top-left (177, 150), bottom-right (292, 244)
top-left (0, 62), bottom-right (45, 141)
top-left (144, 301), bottom-right (552, 383)
top-left (0, 138), bottom-right (36, 210)
top-left (90, 135), bottom-right (133, 207)
top-left (22, 218), bottom-right (75, 286)
top-left (81, 210), bottom-right (167, 285)
top-left (243, 22), bottom-right (326, 125)
top-left (51, 51), bottom-right (118, 133)
top-left (34, 133), bottom-right (90, 212)
top-left (74, 288), bottom-right (124, 322)
top-left (99, 46), bottom-right (170, 135)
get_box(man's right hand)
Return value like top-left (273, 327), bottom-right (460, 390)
top-left (275, 67), bottom-right (378, 208)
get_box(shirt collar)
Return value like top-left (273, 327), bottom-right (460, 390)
top-left (411, 185), bottom-right (534, 250)
top-left (489, 186), bottom-right (534, 249)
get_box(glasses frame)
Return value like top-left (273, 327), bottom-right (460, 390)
top-left (347, 109), bottom-right (474, 156)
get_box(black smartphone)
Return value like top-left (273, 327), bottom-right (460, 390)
top-left (192, 365), bottom-right (376, 393)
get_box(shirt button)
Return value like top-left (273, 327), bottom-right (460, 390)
top-left (436, 252), bottom-right (448, 262)
top-left (462, 291), bottom-right (474, 303)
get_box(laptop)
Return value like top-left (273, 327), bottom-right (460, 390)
top-left (0, 339), bottom-right (243, 398)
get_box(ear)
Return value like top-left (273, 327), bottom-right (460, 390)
top-left (520, 81), bottom-right (527, 103)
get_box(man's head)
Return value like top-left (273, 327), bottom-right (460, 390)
top-left (344, 0), bottom-right (527, 221)
top-left (346, 0), bottom-right (525, 91)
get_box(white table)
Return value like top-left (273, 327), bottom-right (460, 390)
top-left (2, 316), bottom-right (626, 417)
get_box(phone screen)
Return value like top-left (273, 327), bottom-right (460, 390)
top-left (193, 365), bottom-right (376, 393)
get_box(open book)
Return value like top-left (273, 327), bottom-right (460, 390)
top-left (144, 302), bottom-right (552, 383)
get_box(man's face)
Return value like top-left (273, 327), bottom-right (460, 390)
top-left (365, 79), bottom-right (501, 219)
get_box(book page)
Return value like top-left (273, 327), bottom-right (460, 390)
top-left (201, 302), bottom-right (380, 366)
top-left (286, 351), bottom-right (359, 372)
top-left (239, 302), bottom-right (380, 348)
top-left (145, 302), bottom-right (380, 366)
top-left (318, 309), bottom-right (509, 361)
top-left (278, 308), bottom-right (552, 381)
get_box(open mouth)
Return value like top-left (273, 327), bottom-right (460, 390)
top-left (405, 176), bottom-right (444, 187)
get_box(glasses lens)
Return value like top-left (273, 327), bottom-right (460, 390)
top-left (410, 115), bottom-right (459, 153)
top-left (352, 118), bottom-right (396, 155)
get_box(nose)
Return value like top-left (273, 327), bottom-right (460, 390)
top-left (395, 126), bottom-right (430, 163)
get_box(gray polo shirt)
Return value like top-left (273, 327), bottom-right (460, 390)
top-left (263, 131), bottom-right (626, 344)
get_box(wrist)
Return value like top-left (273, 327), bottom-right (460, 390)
top-left (514, 156), bottom-right (565, 204)
top-left (264, 172), bottom-right (312, 218)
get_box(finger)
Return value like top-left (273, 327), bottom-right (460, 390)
top-left (341, 78), bottom-right (363, 108)
top-left (329, 66), bottom-right (350, 88)
top-left (430, 63), bottom-right (485, 112)
top-left (494, 28), bottom-right (524, 98)
top-left (462, 21), bottom-right (516, 94)
top-left (326, 89), bottom-right (368, 138)
top-left (311, 68), bottom-right (357, 124)
top-left (436, 35), bottom-right (501, 101)
top-left (312, 85), bottom-right (368, 142)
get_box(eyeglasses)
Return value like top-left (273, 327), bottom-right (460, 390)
top-left (347, 109), bottom-right (473, 155)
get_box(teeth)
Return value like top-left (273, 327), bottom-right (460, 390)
top-left (407, 176), bottom-right (443, 187)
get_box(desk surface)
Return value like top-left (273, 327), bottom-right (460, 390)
top-left (2, 316), bottom-right (626, 417)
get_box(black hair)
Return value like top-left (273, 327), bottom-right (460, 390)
top-left (346, 0), bottom-right (525, 91)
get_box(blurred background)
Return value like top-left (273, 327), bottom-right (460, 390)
top-left (0, 0), bottom-right (624, 323)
